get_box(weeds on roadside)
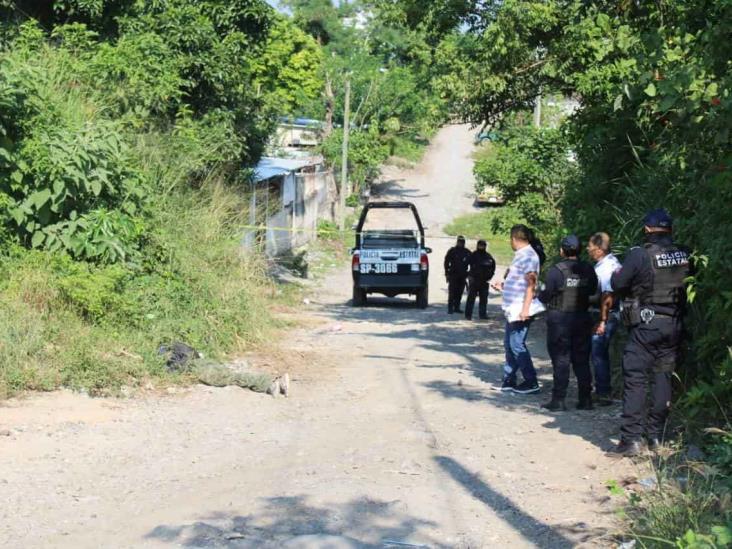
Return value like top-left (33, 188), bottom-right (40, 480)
top-left (607, 434), bottom-right (732, 548)
top-left (0, 177), bottom-right (277, 398)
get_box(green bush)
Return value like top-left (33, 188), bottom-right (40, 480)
top-left (473, 126), bottom-right (578, 240)
top-left (316, 219), bottom-right (339, 239)
top-left (0, 190), bottom-right (13, 245)
top-left (55, 261), bottom-right (131, 323)
top-left (320, 127), bottom-right (389, 192)
top-left (0, 27), bottom-right (147, 261)
top-left (0, 9), bottom-right (286, 397)
top-left (389, 135), bottom-right (428, 162)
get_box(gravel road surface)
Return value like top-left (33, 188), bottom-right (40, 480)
top-left (0, 125), bottom-right (635, 548)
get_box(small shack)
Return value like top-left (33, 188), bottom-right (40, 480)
top-left (274, 118), bottom-right (323, 149)
top-left (245, 155), bottom-right (337, 257)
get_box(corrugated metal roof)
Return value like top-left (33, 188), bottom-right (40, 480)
top-left (252, 157), bottom-right (313, 182)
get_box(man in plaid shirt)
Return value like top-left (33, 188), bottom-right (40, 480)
top-left (492, 225), bottom-right (545, 394)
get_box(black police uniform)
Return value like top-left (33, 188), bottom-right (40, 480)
top-left (444, 245), bottom-right (471, 313)
top-left (465, 249), bottom-right (496, 319)
top-left (539, 259), bottom-right (598, 403)
top-left (611, 233), bottom-right (691, 443)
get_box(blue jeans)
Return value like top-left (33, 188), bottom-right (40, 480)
top-left (591, 315), bottom-right (619, 397)
top-left (503, 320), bottom-right (537, 384)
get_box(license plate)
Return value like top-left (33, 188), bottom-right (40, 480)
top-left (360, 262), bottom-right (399, 274)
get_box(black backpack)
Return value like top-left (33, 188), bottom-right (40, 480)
top-left (528, 229), bottom-right (546, 267)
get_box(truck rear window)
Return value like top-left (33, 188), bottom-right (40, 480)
top-left (361, 231), bottom-right (419, 249)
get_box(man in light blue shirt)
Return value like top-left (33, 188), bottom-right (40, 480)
top-left (587, 232), bottom-right (622, 406)
top-left (492, 224), bottom-right (544, 394)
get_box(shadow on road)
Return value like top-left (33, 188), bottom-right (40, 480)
top-left (325, 299), bottom-right (621, 452)
top-left (434, 455), bottom-right (609, 548)
top-left (145, 495), bottom-right (447, 548)
top-left (371, 179), bottom-right (429, 200)
top-left (321, 300), bottom-right (457, 326)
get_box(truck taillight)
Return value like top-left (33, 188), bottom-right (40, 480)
top-left (420, 252), bottom-right (429, 271)
top-left (352, 253), bottom-right (360, 271)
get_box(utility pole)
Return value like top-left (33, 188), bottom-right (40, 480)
top-left (533, 92), bottom-right (542, 128)
top-left (338, 76), bottom-right (351, 231)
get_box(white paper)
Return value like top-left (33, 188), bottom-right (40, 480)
top-left (503, 298), bottom-right (546, 322)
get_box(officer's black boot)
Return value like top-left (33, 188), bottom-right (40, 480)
top-left (607, 439), bottom-right (643, 457)
top-left (577, 395), bottom-right (594, 410)
top-left (541, 398), bottom-right (566, 411)
top-left (646, 436), bottom-right (663, 452)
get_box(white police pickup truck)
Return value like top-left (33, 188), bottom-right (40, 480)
top-left (350, 201), bottom-right (431, 308)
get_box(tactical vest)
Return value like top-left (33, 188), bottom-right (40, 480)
top-left (549, 261), bottom-right (593, 312)
top-left (472, 251), bottom-right (496, 281)
top-left (640, 242), bottom-right (690, 308)
top-left (446, 247), bottom-right (470, 277)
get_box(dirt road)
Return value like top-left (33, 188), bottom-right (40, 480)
top-left (0, 125), bottom-right (634, 548)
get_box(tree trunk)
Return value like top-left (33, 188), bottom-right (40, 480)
top-left (323, 75), bottom-right (334, 137)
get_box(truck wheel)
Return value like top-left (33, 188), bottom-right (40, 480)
top-left (416, 285), bottom-right (428, 309)
top-left (352, 285), bottom-right (366, 306)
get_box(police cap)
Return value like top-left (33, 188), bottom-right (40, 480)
top-left (477, 239), bottom-right (487, 247)
top-left (642, 208), bottom-right (673, 229)
top-left (561, 234), bottom-right (580, 255)
top-left (457, 235), bottom-right (466, 242)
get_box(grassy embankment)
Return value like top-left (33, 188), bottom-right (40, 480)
top-left (443, 210), bottom-right (515, 265)
top-left (389, 136), bottom-right (430, 164)
top-left (0, 170), bottom-right (280, 399)
top-left (0, 27), bottom-right (280, 399)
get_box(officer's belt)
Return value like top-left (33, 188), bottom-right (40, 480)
top-left (639, 307), bottom-right (679, 323)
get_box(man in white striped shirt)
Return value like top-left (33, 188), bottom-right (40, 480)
top-left (492, 225), bottom-right (545, 394)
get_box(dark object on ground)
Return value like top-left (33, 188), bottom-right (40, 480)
top-left (161, 353), bottom-right (284, 396)
top-left (158, 341), bottom-right (201, 372)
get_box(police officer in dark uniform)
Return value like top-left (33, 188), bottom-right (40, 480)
top-left (444, 235), bottom-right (471, 314)
top-left (609, 209), bottom-right (691, 456)
top-left (538, 235), bottom-right (598, 411)
top-left (465, 239), bottom-right (496, 320)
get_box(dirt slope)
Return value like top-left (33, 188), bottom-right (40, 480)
top-left (0, 125), bottom-right (636, 548)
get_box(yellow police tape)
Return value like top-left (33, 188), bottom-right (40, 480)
top-left (239, 224), bottom-right (484, 241)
